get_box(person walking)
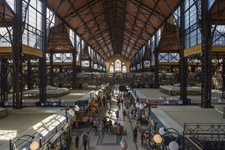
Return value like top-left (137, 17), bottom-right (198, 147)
top-left (122, 109), bottom-right (126, 121)
top-left (75, 136), bottom-right (79, 150)
top-left (136, 119), bottom-right (140, 130)
top-left (87, 132), bottom-right (91, 149)
top-left (82, 132), bottom-right (88, 150)
top-left (120, 138), bottom-right (128, 150)
top-left (93, 119), bottom-right (98, 133)
top-left (133, 127), bottom-right (138, 143)
top-left (116, 109), bottom-right (119, 121)
top-left (141, 131), bottom-right (145, 146)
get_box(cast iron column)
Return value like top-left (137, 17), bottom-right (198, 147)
top-left (222, 58), bottom-right (225, 98)
top-left (72, 49), bottom-right (77, 89)
top-left (27, 58), bottom-right (32, 90)
top-left (179, 0), bottom-right (188, 105)
top-left (72, 34), bottom-right (77, 89)
top-left (200, 0), bottom-right (212, 108)
top-left (154, 47), bottom-right (159, 88)
top-left (12, 0), bottom-right (23, 109)
top-left (79, 38), bottom-right (82, 72)
top-left (49, 50), bottom-right (54, 86)
top-left (39, 0), bottom-right (47, 104)
top-left (89, 56), bottom-right (92, 72)
top-left (0, 58), bottom-right (8, 106)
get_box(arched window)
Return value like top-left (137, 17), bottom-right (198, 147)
top-left (109, 66), bottom-right (114, 73)
top-left (122, 66), bottom-right (127, 73)
top-left (115, 60), bottom-right (121, 71)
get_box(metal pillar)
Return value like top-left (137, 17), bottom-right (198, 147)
top-left (154, 47), bottom-right (159, 88)
top-left (72, 49), bottom-right (77, 89)
top-left (27, 59), bottom-right (32, 90)
top-left (49, 51), bottom-right (54, 86)
top-left (79, 38), bottom-right (82, 72)
top-left (12, 0), bottom-right (23, 109)
top-left (200, 0), bottom-right (212, 108)
top-left (179, 0), bottom-right (188, 105)
top-left (39, 0), bottom-right (47, 104)
top-left (72, 34), bottom-right (77, 89)
top-left (89, 56), bottom-right (92, 72)
top-left (0, 58), bottom-right (8, 106)
top-left (222, 58), bottom-right (225, 98)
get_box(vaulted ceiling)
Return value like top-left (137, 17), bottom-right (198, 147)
top-left (47, 0), bottom-right (181, 61)
top-left (0, 0), bottom-right (15, 27)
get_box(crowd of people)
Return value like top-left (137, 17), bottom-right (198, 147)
top-left (74, 84), bottom-right (150, 150)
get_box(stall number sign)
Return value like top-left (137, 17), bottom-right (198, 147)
top-left (57, 119), bottom-right (67, 132)
top-left (41, 128), bottom-right (56, 146)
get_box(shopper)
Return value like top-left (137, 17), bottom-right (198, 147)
top-left (133, 127), bottom-right (138, 143)
top-left (75, 136), bottom-right (79, 150)
top-left (141, 131), bottom-right (145, 146)
top-left (136, 119), bottom-right (140, 130)
top-left (82, 133), bottom-right (88, 150)
top-left (87, 132), bottom-right (91, 149)
top-left (120, 138), bottom-right (128, 150)
top-left (123, 109), bottom-right (126, 121)
top-left (116, 109), bottom-right (119, 121)
top-left (93, 119), bottom-right (98, 132)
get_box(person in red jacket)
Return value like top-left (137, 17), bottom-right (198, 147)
top-left (141, 131), bottom-right (145, 146)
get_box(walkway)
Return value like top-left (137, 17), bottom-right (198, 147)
top-left (69, 90), bottom-right (149, 150)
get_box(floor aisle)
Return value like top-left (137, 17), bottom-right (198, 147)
top-left (69, 91), bottom-right (150, 150)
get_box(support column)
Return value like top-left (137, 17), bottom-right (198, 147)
top-left (72, 33), bottom-right (77, 89)
top-left (27, 59), bottom-right (32, 90)
top-left (179, 0), bottom-right (188, 105)
top-left (12, 0), bottom-right (23, 109)
top-left (79, 38), bottom-right (82, 72)
top-left (222, 58), bottom-right (225, 98)
top-left (49, 51), bottom-right (54, 86)
top-left (89, 57), bottom-right (92, 72)
top-left (200, 0), bottom-right (212, 108)
top-left (154, 48), bottom-right (159, 88)
top-left (39, 0), bottom-right (47, 104)
top-left (72, 50), bottom-right (77, 89)
top-left (0, 58), bottom-right (8, 106)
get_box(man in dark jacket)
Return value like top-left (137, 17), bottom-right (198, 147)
top-left (133, 127), bottom-right (138, 143)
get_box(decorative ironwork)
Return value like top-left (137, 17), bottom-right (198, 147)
top-left (183, 123), bottom-right (225, 150)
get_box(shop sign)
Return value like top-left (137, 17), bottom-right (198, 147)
top-left (41, 128), bottom-right (56, 146)
top-left (5, 101), bottom-right (36, 107)
top-left (49, 130), bottom-right (63, 144)
top-left (61, 101), bottom-right (75, 106)
top-left (147, 99), bottom-right (180, 105)
top-left (57, 119), bottom-right (67, 132)
top-left (144, 61), bottom-right (150, 67)
top-left (63, 123), bottom-right (69, 131)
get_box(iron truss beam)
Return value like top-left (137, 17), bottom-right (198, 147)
top-left (128, 0), bottom-right (160, 60)
top-left (125, 0), bottom-right (143, 59)
top-left (64, 0), bottom-right (102, 22)
top-left (66, 0), bottom-right (109, 60)
top-left (130, 1), bottom-right (162, 60)
top-left (87, 1), bottom-right (112, 58)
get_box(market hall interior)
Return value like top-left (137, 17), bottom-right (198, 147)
top-left (1, 0), bottom-right (225, 150)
